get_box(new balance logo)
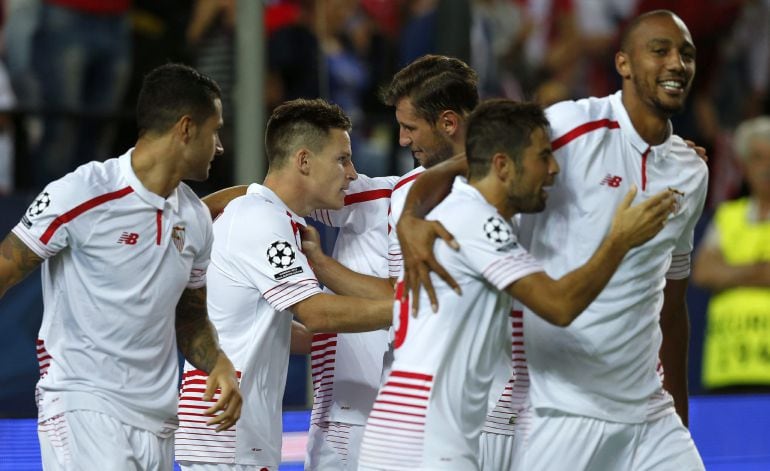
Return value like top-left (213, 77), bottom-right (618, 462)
top-left (600, 174), bottom-right (623, 187)
top-left (117, 232), bottom-right (139, 245)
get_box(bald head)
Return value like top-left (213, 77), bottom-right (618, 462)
top-left (620, 10), bottom-right (691, 53)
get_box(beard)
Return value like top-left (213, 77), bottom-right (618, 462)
top-left (420, 138), bottom-right (456, 169)
top-left (632, 75), bottom-right (690, 116)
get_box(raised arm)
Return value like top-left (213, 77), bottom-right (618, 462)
top-left (397, 154), bottom-right (467, 310)
top-left (0, 233), bottom-right (44, 299)
top-left (202, 185), bottom-right (248, 219)
top-left (300, 225), bottom-right (394, 299)
top-left (659, 278), bottom-right (690, 427)
top-left (291, 293), bottom-right (393, 333)
top-left (507, 187), bottom-right (675, 326)
top-left (176, 286), bottom-right (242, 431)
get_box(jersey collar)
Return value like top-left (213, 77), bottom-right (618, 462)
top-left (610, 91), bottom-right (673, 160)
top-left (246, 183), bottom-right (304, 223)
top-left (119, 149), bottom-right (179, 212)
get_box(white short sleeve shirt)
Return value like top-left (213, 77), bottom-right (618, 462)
top-left (359, 178), bottom-right (543, 470)
top-left (175, 184), bottom-right (322, 467)
top-left (13, 150), bottom-right (212, 435)
top-left (518, 91), bottom-right (708, 423)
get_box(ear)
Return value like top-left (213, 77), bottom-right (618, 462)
top-left (492, 152), bottom-right (513, 180)
top-left (615, 51), bottom-right (631, 79)
top-left (176, 115), bottom-right (195, 144)
top-left (296, 148), bottom-right (312, 176)
top-left (438, 110), bottom-right (460, 137)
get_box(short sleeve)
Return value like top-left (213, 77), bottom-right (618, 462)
top-left (217, 199), bottom-right (322, 311)
top-left (187, 209), bottom-right (213, 289)
top-left (667, 166), bottom-right (708, 279)
top-left (11, 175), bottom-right (96, 259)
top-left (457, 212), bottom-right (544, 290)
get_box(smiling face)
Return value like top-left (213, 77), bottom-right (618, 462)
top-left (506, 126), bottom-right (558, 214)
top-left (395, 97), bottom-right (455, 168)
top-left (184, 98), bottom-right (224, 181)
top-left (308, 128), bottom-right (357, 210)
top-left (617, 13), bottom-right (696, 117)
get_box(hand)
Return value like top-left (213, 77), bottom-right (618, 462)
top-left (609, 186), bottom-right (676, 248)
top-left (203, 353), bottom-right (242, 432)
top-left (684, 139), bottom-right (708, 162)
top-left (608, 186), bottom-right (676, 249)
top-left (397, 212), bottom-right (461, 315)
top-left (300, 225), bottom-right (324, 264)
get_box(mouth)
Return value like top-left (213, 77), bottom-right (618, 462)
top-left (658, 79), bottom-right (686, 95)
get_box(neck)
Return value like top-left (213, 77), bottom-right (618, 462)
top-left (621, 90), bottom-right (671, 146)
top-left (131, 138), bottom-right (184, 198)
top-left (263, 171), bottom-right (312, 216)
top-left (470, 176), bottom-right (516, 220)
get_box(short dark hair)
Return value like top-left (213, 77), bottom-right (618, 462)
top-left (466, 99), bottom-right (549, 180)
top-left (265, 98), bottom-right (352, 167)
top-left (136, 63), bottom-right (222, 136)
top-left (381, 55), bottom-right (478, 123)
top-left (619, 9), bottom-right (679, 53)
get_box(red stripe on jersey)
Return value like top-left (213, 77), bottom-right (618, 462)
top-left (393, 172), bottom-right (423, 192)
top-left (155, 210), bottom-right (162, 245)
top-left (641, 146), bottom-right (651, 191)
top-left (344, 189), bottom-right (392, 205)
top-left (389, 370), bottom-right (433, 382)
top-left (40, 186), bottom-right (134, 244)
top-left (551, 119), bottom-right (620, 151)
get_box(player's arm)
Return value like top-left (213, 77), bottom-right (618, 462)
top-left (176, 286), bottom-right (242, 432)
top-left (290, 320), bottom-right (312, 355)
top-left (692, 243), bottom-right (770, 290)
top-left (300, 225), bottom-right (394, 299)
top-left (0, 233), bottom-right (44, 299)
top-left (202, 185), bottom-right (248, 219)
top-left (290, 293), bottom-right (392, 333)
top-left (507, 187), bottom-right (675, 326)
top-left (659, 278), bottom-right (690, 427)
top-left (397, 154), bottom-right (466, 307)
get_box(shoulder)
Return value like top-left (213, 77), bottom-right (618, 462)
top-left (393, 167), bottom-right (424, 194)
top-left (42, 159), bottom-right (127, 210)
top-left (177, 182), bottom-right (213, 223)
top-left (546, 95), bottom-right (614, 139)
top-left (669, 135), bottom-right (709, 182)
top-left (348, 174), bottom-right (398, 192)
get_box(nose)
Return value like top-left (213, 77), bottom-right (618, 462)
top-left (399, 128), bottom-right (411, 147)
top-left (549, 155), bottom-right (560, 176)
top-left (346, 160), bottom-right (358, 181)
top-left (215, 135), bottom-right (224, 155)
top-left (666, 50), bottom-right (686, 73)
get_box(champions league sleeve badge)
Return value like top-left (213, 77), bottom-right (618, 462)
top-left (267, 240), bottom-right (304, 280)
top-left (483, 216), bottom-right (518, 252)
top-left (21, 191), bottom-right (52, 228)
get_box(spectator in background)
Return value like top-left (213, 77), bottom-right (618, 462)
top-left (0, 61), bottom-right (17, 194)
top-left (186, 0), bottom-right (236, 191)
top-left (31, 0), bottom-right (132, 185)
top-left (693, 116), bottom-right (770, 392)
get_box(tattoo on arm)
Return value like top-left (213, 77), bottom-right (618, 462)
top-left (176, 286), bottom-right (221, 373)
top-left (0, 233), bottom-right (44, 297)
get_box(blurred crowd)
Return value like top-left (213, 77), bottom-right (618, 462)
top-left (0, 0), bottom-right (767, 202)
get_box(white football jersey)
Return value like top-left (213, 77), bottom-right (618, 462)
top-left (359, 178), bottom-right (543, 470)
top-left (387, 166), bottom-right (424, 279)
top-left (13, 150), bottom-right (211, 435)
top-left (175, 184), bottom-right (322, 467)
top-left (308, 175), bottom-right (397, 427)
top-left (518, 91), bottom-right (708, 423)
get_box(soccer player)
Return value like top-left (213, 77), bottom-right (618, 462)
top-left (174, 98), bottom-right (394, 470)
top-left (349, 99), bottom-right (675, 470)
top-left (0, 63), bottom-right (242, 470)
top-left (398, 10), bottom-right (708, 470)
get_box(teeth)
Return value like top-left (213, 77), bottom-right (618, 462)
top-left (661, 81), bottom-right (683, 90)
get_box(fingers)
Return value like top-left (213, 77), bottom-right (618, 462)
top-left (299, 225), bottom-right (319, 242)
top-left (203, 379), bottom-right (243, 432)
top-left (619, 185), bottom-right (638, 210)
top-left (434, 222), bottom-right (460, 251)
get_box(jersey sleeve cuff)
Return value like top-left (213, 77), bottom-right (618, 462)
top-left (482, 253), bottom-right (544, 290)
top-left (11, 224), bottom-right (55, 259)
top-left (665, 252), bottom-right (691, 280)
top-left (264, 278), bottom-right (322, 312)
